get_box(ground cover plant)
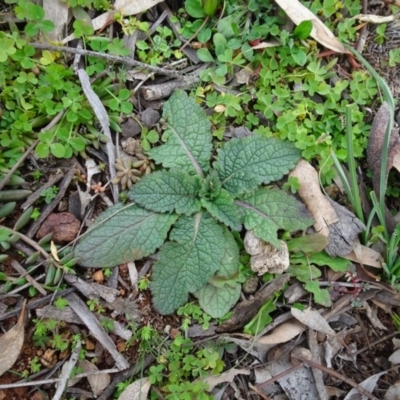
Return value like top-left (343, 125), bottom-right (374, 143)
top-left (1, 0), bottom-right (400, 399)
top-left (75, 90), bottom-right (313, 317)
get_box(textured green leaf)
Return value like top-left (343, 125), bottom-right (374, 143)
top-left (293, 251), bottom-right (351, 272)
top-left (304, 280), bottom-right (332, 307)
top-left (129, 170), bottom-right (201, 215)
top-left (201, 189), bottom-right (242, 231)
top-left (237, 188), bottom-right (313, 247)
top-left (75, 203), bottom-right (178, 267)
top-left (287, 261), bottom-right (321, 282)
top-left (195, 228), bottom-right (241, 318)
top-left (151, 213), bottom-right (225, 314)
top-left (148, 91), bottom-right (212, 176)
top-left (214, 135), bottom-right (301, 195)
top-left (244, 297), bottom-right (276, 335)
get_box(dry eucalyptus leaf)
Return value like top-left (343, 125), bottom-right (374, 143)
top-left (389, 348), bottom-right (400, 364)
top-left (118, 377), bottom-right (151, 400)
top-left (63, 0), bottom-right (164, 43)
top-left (363, 301), bottom-right (387, 331)
top-left (354, 14), bottom-right (395, 23)
top-left (289, 160), bottom-right (338, 236)
top-left (43, 0), bottom-right (69, 42)
top-left (345, 239), bottom-right (383, 268)
top-left (257, 320), bottom-right (304, 345)
top-left (344, 371), bottom-right (386, 400)
top-left (291, 307), bottom-right (335, 336)
top-left (79, 359), bottom-right (110, 396)
top-left (274, 0), bottom-right (348, 53)
top-left (384, 382), bottom-right (400, 400)
top-left (114, 0), bottom-right (164, 15)
top-left (200, 368), bottom-right (250, 391)
top-left (0, 301), bottom-right (26, 376)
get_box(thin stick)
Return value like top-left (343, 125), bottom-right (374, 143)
top-left (10, 259), bottom-right (47, 296)
top-left (302, 359), bottom-right (379, 400)
top-left (32, 43), bottom-right (189, 79)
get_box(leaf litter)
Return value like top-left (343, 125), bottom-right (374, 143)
top-left (1, 0), bottom-right (400, 399)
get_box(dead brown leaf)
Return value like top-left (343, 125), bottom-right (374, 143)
top-left (291, 307), bottom-right (335, 335)
top-left (118, 377), bottom-right (151, 400)
top-left (200, 368), bottom-right (250, 391)
top-left (0, 300), bottom-right (26, 377)
top-left (257, 319), bottom-right (304, 345)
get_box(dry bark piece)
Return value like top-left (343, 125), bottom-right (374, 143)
top-left (290, 160), bottom-right (338, 236)
top-left (217, 274), bottom-right (290, 332)
top-left (324, 199), bottom-right (365, 257)
top-left (36, 212), bottom-right (80, 243)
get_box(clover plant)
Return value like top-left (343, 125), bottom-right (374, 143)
top-left (75, 90), bottom-right (313, 317)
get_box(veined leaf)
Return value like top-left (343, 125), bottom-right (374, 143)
top-left (214, 135), bottom-right (301, 195)
top-left (236, 188), bottom-right (313, 247)
top-left (201, 189), bottom-right (242, 231)
top-left (75, 203), bottom-right (178, 267)
top-left (151, 213), bottom-right (226, 314)
top-left (195, 228), bottom-right (241, 318)
top-left (148, 91), bottom-right (212, 176)
top-left (129, 170), bottom-right (201, 215)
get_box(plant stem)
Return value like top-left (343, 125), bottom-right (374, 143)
top-left (32, 43), bottom-right (189, 79)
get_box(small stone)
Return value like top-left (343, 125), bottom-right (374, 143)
top-left (92, 270), bottom-right (104, 284)
top-left (121, 118), bottom-right (141, 138)
top-left (121, 138), bottom-right (142, 156)
top-left (242, 276), bottom-right (259, 294)
top-left (36, 212), bottom-right (80, 243)
top-left (141, 108), bottom-right (160, 128)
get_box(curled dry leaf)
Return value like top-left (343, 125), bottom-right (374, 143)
top-left (289, 160), bottom-right (338, 236)
top-left (200, 368), bottom-right (250, 391)
top-left (257, 319), bottom-right (304, 345)
top-left (63, 0), bottom-right (164, 43)
top-left (118, 377), bottom-right (151, 400)
top-left (274, 0), bottom-right (348, 53)
top-left (291, 307), bottom-right (335, 336)
top-left (0, 301), bottom-right (26, 377)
